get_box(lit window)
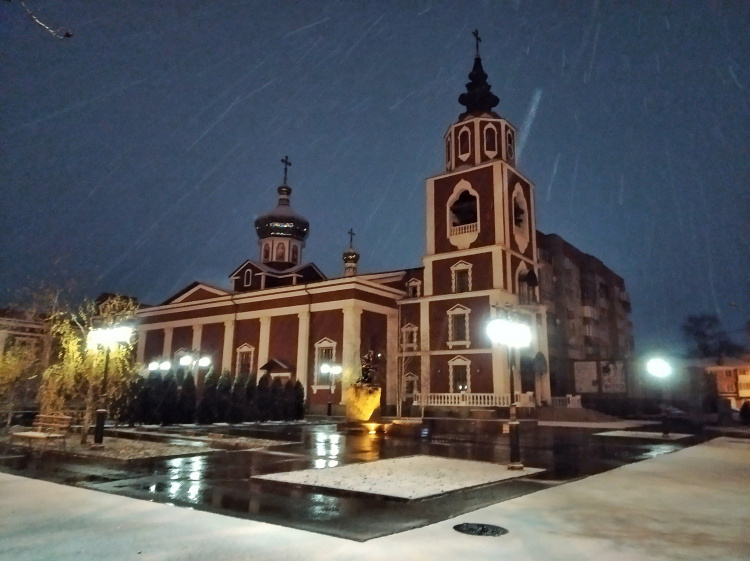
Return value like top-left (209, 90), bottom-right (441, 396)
top-left (291, 245), bottom-right (299, 264)
top-left (276, 244), bottom-right (286, 261)
top-left (445, 135), bottom-right (452, 169)
top-left (448, 355), bottom-right (471, 393)
top-left (447, 304), bottom-right (471, 348)
top-left (262, 244), bottom-right (270, 261)
top-left (314, 338), bottom-right (337, 386)
top-left (244, 270), bottom-right (252, 287)
top-left (401, 324), bottom-right (418, 351)
top-left (450, 261), bottom-right (473, 293)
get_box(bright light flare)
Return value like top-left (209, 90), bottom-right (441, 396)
top-left (179, 356), bottom-right (193, 366)
top-left (148, 361), bottom-right (159, 371)
top-left (197, 356), bottom-right (211, 367)
top-left (330, 365), bottom-right (342, 375)
top-left (486, 318), bottom-right (532, 348)
top-left (647, 358), bottom-right (672, 378)
top-left (320, 363), bottom-right (331, 374)
top-left (159, 361), bottom-right (171, 371)
top-left (87, 326), bottom-right (133, 350)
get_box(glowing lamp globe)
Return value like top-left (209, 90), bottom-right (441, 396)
top-left (647, 358), bottom-right (672, 378)
top-left (197, 356), bottom-right (211, 367)
top-left (486, 318), bottom-right (532, 349)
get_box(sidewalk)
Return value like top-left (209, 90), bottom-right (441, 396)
top-left (1, 437), bottom-right (748, 561)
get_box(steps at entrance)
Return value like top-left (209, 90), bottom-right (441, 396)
top-left (535, 407), bottom-right (620, 423)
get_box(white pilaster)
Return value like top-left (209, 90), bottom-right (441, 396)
top-left (257, 317), bottom-right (271, 372)
top-left (162, 327), bottom-right (173, 359)
top-left (419, 300), bottom-right (431, 398)
top-left (135, 328), bottom-right (146, 364)
top-left (385, 312), bottom-right (398, 406)
top-left (340, 306), bottom-right (363, 404)
top-left (192, 324), bottom-right (203, 353)
top-left (222, 320), bottom-right (235, 374)
top-left (296, 311), bottom-right (310, 391)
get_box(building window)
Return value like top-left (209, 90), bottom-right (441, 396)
top-left (458, 126), bottom-right (471, 162)
top-left (401, 323), bottom-right (418, 351)
top-left (445, 135), bottom-right (452, 169)
top-left (448, 355), bottom-right (471, 393)
top-left (511, 184), bottom-right (530, 253)
top-left (235, 344), bottom-right (255, 377)
top-left (262, 244), bottom-right (270, 261)
top-left (449, 191), bottom-right (478, 234)
top-left (506, 128), bottom-right (515, 160)
top-left (484, 124), bottom-right (498, 157)
top-left (313, 338), bottom-right (337, 387)
top-left (243, 270), bottom-right (252, 287)
top-left (291, 245), bottom-right (299, 264)
top-left (406, 278), bottom-right (421, 298)
top-left (450, 261), bottom-right (473, 293)
top-left (275, 243), bottom-right (286, 261)
top-left (403, 372), bottom-right (419, 398)
top-left (447, 304), bottom-right (471, 348)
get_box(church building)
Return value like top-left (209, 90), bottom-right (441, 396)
top-left (134, 41), bottom-right (551, 415)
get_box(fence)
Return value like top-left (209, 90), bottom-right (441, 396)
top-left (414, 392), bottom-right (536, 407)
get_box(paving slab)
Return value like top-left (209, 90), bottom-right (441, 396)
top-left (0, 437), bottom-right (748, 560)
top-left (538, 420), bottom-right (659, 429)
top-left (254, 455), bottom-right (543, 499)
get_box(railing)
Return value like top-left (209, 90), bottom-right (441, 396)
top-left (551, 395), bottom-right (582, 408)
top-left (414, 392), bottom-right (535, 407)
top-left (449, 222), bottom-right (478, 236)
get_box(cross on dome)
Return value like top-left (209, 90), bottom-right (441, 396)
top-left (281, 155), bottom-right (292, 184)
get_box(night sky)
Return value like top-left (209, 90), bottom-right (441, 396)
top-left (2, 1), bottom-right (748, 354)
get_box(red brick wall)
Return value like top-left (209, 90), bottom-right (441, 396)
top-left (268, 315), bottom-right (299, 370)
top-left (143, 329), bottom-right (164, 363)
top-left (431, 251), bottom-right (494, 295)
top-left (171, 326), bottom-right (192, 356)
top-left (429, 296), bottom-right (492, 350)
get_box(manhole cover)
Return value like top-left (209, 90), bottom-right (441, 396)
top-left (453, 523), bottom-right (508, 537)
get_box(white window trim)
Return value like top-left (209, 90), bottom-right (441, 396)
top-left (447, 304), bottom-right (471, 349)
top-left (446, 180), bottom-right (480, 249)
top-left (401, 323), bottom-right (418, 352)
top-left (457, 126), bottom-right (471, 162)
top-left (505, 127), bottom-right (515, 161)
top-left (403, 372), bottom-right (419, 396)
top-left (448, 355), bottom-right (472, 393)
top-left (235, 343), bottom-right (255, 376)
top-left (312, 337), bottom-right (337, 393)
top-left (483, 123), bottom-right (498, 159)
top-left (511, 183), bottom-right (530, 253)
top-left (406, 278), bottom-right (422, 298)
top-left (243, 269), bottom-right (252, 287)
top-left (450, 260), bottom-right (473, 293)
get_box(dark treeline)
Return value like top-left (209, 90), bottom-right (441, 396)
top-left (123, 367), bottom-right (305, 426)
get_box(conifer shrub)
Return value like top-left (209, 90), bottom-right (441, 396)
top-left (230, 372), bottom-right (247, 424)
top-left (244, 373), bottom-right (258, 421)
top-left (160, 372), bottom-right (178, 426)
top-left (178, 371), bottom-right (197, 423)
top-left (293, 380), bottom-right (305, 420)
top-left (216, 370), bottom-right (232, 422)
top-left (256, 373), bottom-right (272, 422)
top-left (270, 376), bottom-right (284, 420)
top-left (196, 367), bottom-right (218, 424)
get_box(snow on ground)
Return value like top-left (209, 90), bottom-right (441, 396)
top-left (538, 420), bottom-right (659, 429)
top-left (254, 455), bottom-right (543, 499)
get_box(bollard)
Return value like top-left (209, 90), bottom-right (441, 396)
top-left (508, 420), bottom-right (523, 470)
top-left (93, 408), bottom-right (107, 445)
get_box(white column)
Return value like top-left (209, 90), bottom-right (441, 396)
top-left (419, 300), bottom-right (431, 399)
top-left (340, 306), bottom-right (362, 404)
top-left (162, 327), bottom-right (173, 360)
top-left (135, 328), bottom-right (146, 364)
top-left (534, 310), bottom-right (551, 405)
top-left (296, 311), bottom-right (310, 392)
top-left (257, 317), bottom-right (271, 372)
top-left (221, 320), bottom-right (235, 374)
top-left (385, 312), bottom-right (398, 406)
top-left (192, 324), bottom-right (203, 352)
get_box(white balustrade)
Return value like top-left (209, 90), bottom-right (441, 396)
top-left (413, 392), bottom-right (535, 407)
top-left (449, 222), bottom-right (478, 236)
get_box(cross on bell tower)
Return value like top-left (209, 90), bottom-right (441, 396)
top-left (281, 155), bottom-right (292, 184)
top-left (342, 228), bottom-right (360, 277)
top-left (473, 29), bottom-right (481, 57)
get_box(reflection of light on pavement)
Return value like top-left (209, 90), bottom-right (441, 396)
top-left (315, 459), bottom-right (327, 469)
top-left (314, 432), bottom-right (342, 460)
top-left (169, 458), bottom-right (183, 468)
top-left (169, 482), bottom-right (181, 498)
top-left (149, 484), bottom-right (156, 493)
top-left (187, 483), bottom-right (200, 501)
top-left (328, 460), bottom-right (338, 468)
top-left (189, 471), bottom-right (200, 481)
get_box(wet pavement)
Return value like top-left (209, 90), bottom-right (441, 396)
top-left (0, 420), bottom-right (699, 541)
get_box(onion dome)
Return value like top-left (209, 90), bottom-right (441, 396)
top-left (458, 55), bottom-right (499, 120)
top-left (254, 185), bottom-right (309, 241)
top-left (343, 246), bottom-right (360, 265)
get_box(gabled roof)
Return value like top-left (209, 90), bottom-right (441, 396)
top-left (161, 282), bottom-right (234, 305)
top-left (230, 259), bottom-right (326, 280)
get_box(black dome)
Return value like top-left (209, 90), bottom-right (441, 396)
top-left (254, 185), bottom-right (309, 241)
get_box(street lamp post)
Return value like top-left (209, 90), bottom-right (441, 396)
top-left (87, 325), bottom-right (133, 446)
top-left (486, 307), bottom-right (532, 470)
top-left (320, 363), bottom-right (342, 416)
top-left (646, 357), bottom-right (672, 437)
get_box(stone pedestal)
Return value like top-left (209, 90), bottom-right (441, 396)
top-left (345, 384), bottom-right (381, 422)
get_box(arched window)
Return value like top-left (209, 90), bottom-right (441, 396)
top-left (448, 355), bottom-right (472, 393)
top-left (484, 124), bottom-right (497, 156)
top-left (291, 245), bottom-right (299, 264)
top-left (445, 135), bottom-right (452, 169)
top-left (450, 191), bottom-right (478, 228)
top-left (276, 243), bottom-right (286, 261)
top-left (458, 127), bottom-right (471, 161)
top-left (512, 184), bottom-right (530, 253)
top-left (262, 244), bottom-right (270, 261)
top-left (243, 269), bottom-right (252, 287)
